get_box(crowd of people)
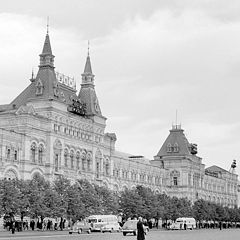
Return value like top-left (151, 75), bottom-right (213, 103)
top-left (3, 217), bottom-right (70, 234)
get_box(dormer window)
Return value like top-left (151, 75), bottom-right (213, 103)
top-left (173, 143), bottom-right (179, 152)
top-left (167, 143), bottom-right (172, 153)
top-left (35, 79), bottom-right (43, 95)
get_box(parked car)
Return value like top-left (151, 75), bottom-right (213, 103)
top-left (101, 222), bottom-right (122, 233)
top-left (69, 220), bottom-right (92, 234)
top-left (122, 220), bottom-right (149, 236)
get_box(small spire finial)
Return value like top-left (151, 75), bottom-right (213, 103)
top-left (30, 67), bottom-right (35, 82)
top-left (87, 40), bottom-right (90, 56)
top-left (47, 16), bottom-right (49, 34)
top-left (175, 109), bottom-right (178, 126)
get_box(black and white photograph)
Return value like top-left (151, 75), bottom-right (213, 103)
top-left (0, 0), bottom-right (240, 239)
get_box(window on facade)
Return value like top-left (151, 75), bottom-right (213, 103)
top-left (82, 154), bottom-right (86, 171)
top-left (70, 151), bottom-right (74, 169)
top-left (87, 158), bottom-right (91, 171)
top-left (76, 153), bottom-right (80, 170)
top-left (105, 162), bottom-right (109, 176)
top-left (167, 143), bottom-right (172, 153)
top-left (31, 143), bottom-right (36, 162)
top-left (14, 150), bottom-right (17, 161)
top-left (64, 150), bottom-right (68, 167)
top-left (7, 148), bottom-right (11, 160)
top-left (38, 145), bottom-right (43, 164)
top-left (55, 153), bottom-right (59, 172)
top-left (173, 143), bottom-right (179, 152)
top-left (35, 80), bottom-right (43, 95)
top-left (96, 162), bottom-right (100, 178)
top-left (54, 124), bottom-right (58, 132)
top-left (173, 176), bottom-right (178, 186)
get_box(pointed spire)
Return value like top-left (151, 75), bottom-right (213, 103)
top-left (41, 33), bottom-right (52, 55)
top-left (39, 20), bottom-right (55, 69)
top-left (83, 41), bottom-right (92, 74)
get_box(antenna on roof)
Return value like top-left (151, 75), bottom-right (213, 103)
top-left (47, 16), bottom-right (49, 34)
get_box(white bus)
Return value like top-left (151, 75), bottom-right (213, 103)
top-left (170, 217), bottom-right (196, 230)
top-left (87, 215), bottom-right (121, 232)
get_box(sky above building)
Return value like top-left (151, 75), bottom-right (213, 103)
top-left (0, 0), bottom-right (240, 175)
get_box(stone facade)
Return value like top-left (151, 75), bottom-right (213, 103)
top-left (0, 32), bottom-right (238, 207)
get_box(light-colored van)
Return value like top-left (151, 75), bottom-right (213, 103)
top-left (87, 215), bottom-right (121, 232)
top-left (170, 217), bottom-right (196, 230)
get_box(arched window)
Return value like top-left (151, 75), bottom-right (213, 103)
top-left (31, 143), bottom-right (36, 162)
top-left (167, 143), bottom-right (172, 153)
top-left (87, 153), bottom-right (92, 171)
top-left (76, 152), bottom-right (80, 170)
top-left (70, 150), bottom-right (74, 169)
top-left (95, 149), bottom-right (102, 177)
top-left (64, 149), bottom-right (68, 167)
top-left (38, 144), bottom-right (44, 164)
top-left (105, 159), bottom-right (110, 176)
top-left (6, 148), bottom-right (11, 160)
top-left (14, 150), bottom-right (18, 161)
top-left (81, 152), bottom-right (86, 171)
top-left (173, 143), bottom-right (179, 152)
top-left (35, 79), bottom-right (43, 95)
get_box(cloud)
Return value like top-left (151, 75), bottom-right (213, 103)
top-left (0, 4), bottom-right (240, 175)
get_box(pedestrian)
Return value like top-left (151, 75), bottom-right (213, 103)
top-left (10, 219), bottom-right (15, 234)
top-left (137, 217), bottom-right (145, 240)
top-left (184, 221), bottom-right (187, 230)
top-left (219, 221), bottom-right (222, 230)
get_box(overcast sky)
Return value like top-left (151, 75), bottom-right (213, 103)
top-left (0, 0), bottom-right (240, 175)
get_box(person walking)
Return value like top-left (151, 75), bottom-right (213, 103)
top-left (137, 217), bottom-right (145, 240)
top-left (219, 221), bottom-right (222, 230)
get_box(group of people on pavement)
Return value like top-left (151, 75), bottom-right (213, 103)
top-left (4, 217), bottom-right (68, 234)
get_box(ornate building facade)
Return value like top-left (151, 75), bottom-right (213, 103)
top-left (0, 32), bottom-right (238, 207)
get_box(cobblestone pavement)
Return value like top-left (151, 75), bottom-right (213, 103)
top-left (0, 229), bottom-right (239, 240)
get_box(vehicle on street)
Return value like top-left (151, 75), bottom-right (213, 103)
top-left (87, 215), bottom-right (120, 232)
top-left (69, 220), bottom-right (91, 234)
top-left (101, 222), bottom-right (121, 233)
top-left (122, 219), bottom-right (149, 236)
top-left (170, 217), bottom-right (196, 230)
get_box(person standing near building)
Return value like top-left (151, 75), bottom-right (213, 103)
top-left (137, 217), bottom-right (145, 240)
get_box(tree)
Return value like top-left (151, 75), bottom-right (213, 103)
top-left (0, 179), bottom-right (22, 217)
top-left (119, 188), bottom-right (145, 219)
top-left (193, 199), bottom-right (209, 221)
top-left (52, 176), bottom-right (71, 217)
top-left (27, 174), bottom-right (50, 218)
top-left (94, 185), bottom-right (119, 215)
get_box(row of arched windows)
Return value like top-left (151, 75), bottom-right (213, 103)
top-left (64, 149), bottom-right (92, 171)
top-left (113, 168), bottom-right (161, 185)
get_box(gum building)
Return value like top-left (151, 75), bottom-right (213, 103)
top-left (0, 31), bottom-right (238, 207)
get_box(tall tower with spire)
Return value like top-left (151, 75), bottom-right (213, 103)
top-left (78, 44), bottom-right (103, 117)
